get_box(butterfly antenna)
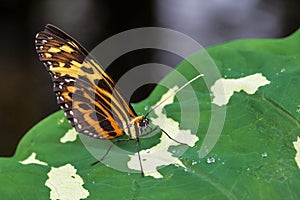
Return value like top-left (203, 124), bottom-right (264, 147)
top-left (145, 74), bottom-right (204, 117)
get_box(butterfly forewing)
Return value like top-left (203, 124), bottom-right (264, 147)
top-left (35, 24), bottom-right (138, 139)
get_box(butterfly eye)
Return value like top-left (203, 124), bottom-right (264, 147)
top-left (138, 118), bottom-right (149, 128)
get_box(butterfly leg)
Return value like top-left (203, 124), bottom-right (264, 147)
top-left (142, 124), bottom-right (188, 145)
top-left (135, 136), bottom-right (145, 177)
top-left (160, 128), bottom-right (188, 145)
top-left (91, 138), bottom-right (133, 166)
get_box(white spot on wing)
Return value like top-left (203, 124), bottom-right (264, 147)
top-left (73, 117), bottom-right (78, 123)
top-left (65, 79), bottom-right (75, 83)
top-left (45, 164), bottom-right (89, 200)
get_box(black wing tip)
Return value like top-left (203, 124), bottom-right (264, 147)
top-left (42, 24), bottom-right (89, 55)
top-left (44, 24), bottom-right (65, 34)
top-left (45, 24), bottom-right (58, 29)
top-left (35, 24), bottom-right (60, 40)
top-left (35, 23), bottom-right (89, 57)
top-left (43, 24), bottom-right (68, 38)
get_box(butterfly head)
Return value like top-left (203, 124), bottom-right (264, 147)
top-left (131, 116), bottom-right (149, 129)
top-left (138, 117), bottom-right (149, 128)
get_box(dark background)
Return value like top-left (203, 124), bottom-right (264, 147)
top-left (0, 0), bottom-right (299, 156)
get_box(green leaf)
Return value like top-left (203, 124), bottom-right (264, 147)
top-left (2, 29), bottom-right (300, 199)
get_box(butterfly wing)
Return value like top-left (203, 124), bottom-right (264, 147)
top-left (35, 24), bottom-right (138, 139)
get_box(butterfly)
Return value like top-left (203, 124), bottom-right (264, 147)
top-left (35, 24), bottom-right (202, 176)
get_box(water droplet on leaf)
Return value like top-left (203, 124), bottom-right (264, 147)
top-left (206, 157), bottom-right (215, 164)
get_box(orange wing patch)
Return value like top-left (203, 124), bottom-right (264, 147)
top-left (35, 24), bottom-right (137, 140)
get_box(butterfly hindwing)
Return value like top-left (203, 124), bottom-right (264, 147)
top-left (35, 24), bottom-right (137, 139)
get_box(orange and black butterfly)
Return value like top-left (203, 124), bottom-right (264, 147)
top-left (35, 24), bottom-right (195, 176)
